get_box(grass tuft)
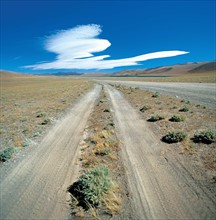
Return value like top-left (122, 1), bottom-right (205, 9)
top-left (36, 111), bottom-right (46, 118)
top-left (162, 131), bottom-right (187, 143)
top-left (68, 166), bottom-right (112, 208)
top-left (181, 99), bottom-right (190, 104)
top-left (0, 147), bottom-right (17, 162)
top-left (193, 130), bottom-right (216, 144)
top-left (148, 114), bottom-right (165, 122)
top-left (139, 105), bottom-right (151, 112)
top-left (152, 92), bottom-right (160, 98)
top-left (169, 115), bottom-right (185, 122)
top-left (179, 106), bottom-right (189, 112)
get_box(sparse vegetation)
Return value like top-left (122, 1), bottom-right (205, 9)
top-left (169, 115), bottom-right (185, 122)
top-left (162, 131), bottom-right (187, 143)
top-left (69, 89), bottom-right (124, 218)
top-left (36, 111), bottom-right (46, 118)
top-left (193, 130), bottom-right (216, 144)
top-left (148, 114), bottom-right (165, 122)
top-left (41, 117), bottom-right (51, 125)
top-left (152, 91), bottom-right (160, 98)
top-left (68, 166), bottom-right (112, 208)
top-left (179, 106), bottom-right (189, 112)
top-left (0, 76), bottom-right (93, 152)
top-left (181, 99), bottom-right (190, 104)
top-left (0, 147), bottom-right (17, 162)
top-left (112, 84), bottom-right (216, 195)
top-left (139, 105), bottom-right (151, 112)
top-left (103, 109), bottom-right (110, 112)
top-left (95, 147), bottom-right (110, 156)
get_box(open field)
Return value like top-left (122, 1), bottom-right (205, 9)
top-left (99, 80), bottom-right (216, 109)
top-left (102, 72), bottom-right (216, 83)
top-left (0, 75), bottom-right (93, 151)
top-left (112, 85), bottom-right (216, 179)
top-left (0, 75), bottom-right (215, 219)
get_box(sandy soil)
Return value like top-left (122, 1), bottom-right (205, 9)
top-left (105, 84), bottom-right (216, 219)
top-left (0, 85), bottom-right (101, 219)
top-left (100, 80), bottom-right (216, 109)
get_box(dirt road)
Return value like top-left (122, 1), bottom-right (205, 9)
top-left (102, 80), bottom-right (216, 109)
top-left (105, 85), bottom-right (216, 219)
top-left (1, 83), bottom-right (215, 220)
top-left (0, 85), bottom-right (101, 219)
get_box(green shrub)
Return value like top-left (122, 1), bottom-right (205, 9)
top-left (193, 130), bottom-right (216, 144)
top-left (162, 131), bottom-right (187, 143)
top-left (152, 92), bottom-right (160, 98)
top-left (0, 147), bottom-right (17, 162)
top-left (181, 99), bottom-right (190, 104)
top-left (139, 105), bottom-right (151, 112)
top-left (36, 111), bottom-right (46, 118)
top-left (68, 166), bottom-right (112, 208)
top-left (179, 106), bottom-right (189, 112)
top-left (169, 115), bottom-right (185, 122)
top-left (41, 117), bottom-right (50, 125)
top-left (148, 114), bottom-right (165, 122)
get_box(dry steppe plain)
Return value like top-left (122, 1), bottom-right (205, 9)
top-left (0, 74), bottom-right (93, 151)
top-left (0, 71), bottom-right (215, 219)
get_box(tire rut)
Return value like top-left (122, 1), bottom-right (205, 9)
top-left (105, 84), bottom-right (216, 219)
top-left (0, 85), bottom-right (101, 220)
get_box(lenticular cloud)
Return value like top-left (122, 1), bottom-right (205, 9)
top-left (25, 24), bottom-right (189, 70)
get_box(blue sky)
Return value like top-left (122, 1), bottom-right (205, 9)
top-left (1, 0), bottom-right (215, 73)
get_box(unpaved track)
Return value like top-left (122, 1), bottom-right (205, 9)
top-left (105, 85), bottom-right (216, 219)
top-left (102, 80), bottom-right (216, 109)
top-left (0, 85), bottom-right (101, 220)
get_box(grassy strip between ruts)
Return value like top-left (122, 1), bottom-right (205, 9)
top-left (68, 86), bottom-right (130, 218)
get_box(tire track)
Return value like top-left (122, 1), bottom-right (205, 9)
top-left (0, 85), bottom-right (101, 220)
top-left (105, 84), bottom-right (216, 219)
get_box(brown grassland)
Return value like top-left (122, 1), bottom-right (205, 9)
top-left (114, 85), bottom-right (216, 181)
top-left (103, 71), bottom-right (216, 83)
top-left (0, 75), bottom-right (93, 151)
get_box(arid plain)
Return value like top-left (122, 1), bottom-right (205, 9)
top-left (0, 69), bottom-right (215, 219)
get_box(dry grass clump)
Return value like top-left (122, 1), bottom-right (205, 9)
top-left (179, 106), bottom-right (190, 112)
top-left (68, 166), bottom-right (112, 208)
top-left (162, 131), bottom-right (187, 143)
top-left (148, 114), bottom-right (165, 122)
top-left (139, 105), bottom-right (151, 112)
top-left (152, 91), bottom-right (160, 98)
top-left (102, 184), bottom-right (121, 215)
top-left (169, 115), bottom-right (185, 122)
top-left (193, 130), bottom-right (216, 144)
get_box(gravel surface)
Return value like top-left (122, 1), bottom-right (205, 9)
top-left (102, 80), bottom-right (216, 109)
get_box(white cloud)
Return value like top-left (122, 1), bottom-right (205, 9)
top-left (25, 24), bottom-right (189, 70)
